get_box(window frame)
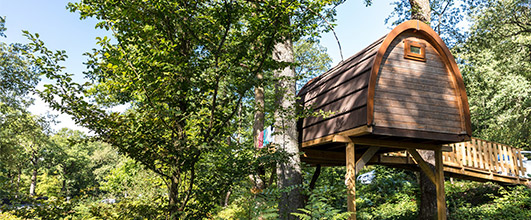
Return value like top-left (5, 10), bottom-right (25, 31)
top-left (403, 40), bottom-right (426, 62)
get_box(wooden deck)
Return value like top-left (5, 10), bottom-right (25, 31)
top-left (302, 137), bottom-right (529, 185)
top-left (371, 138), bottom-right (529, 185)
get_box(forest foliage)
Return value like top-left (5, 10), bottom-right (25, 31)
top-left (1, 0), bottom-right (530, 219)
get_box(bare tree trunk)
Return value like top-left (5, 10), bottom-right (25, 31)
top-left (410, 0), bottom-right (431, 23)
top-left (224, 189), bottom-right (231, 207)
top-left (407, 1), bottom-right (445, 219)
top-left (273, 37), bottom-right (305, 220)
top-left (15, 167), bottom-right (21, 198)
top-left (253, 73), bottom-right (265, 150)
top-left (418, 150), bottom-right (437, 219)
top-left (29, 151), bottom-right (37, 197)
top-left (252, 72), bottom-right (266, 190)
top-left (29, 167), bottom-right (37, 197)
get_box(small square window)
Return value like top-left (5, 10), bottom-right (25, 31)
top-left (403, 40), bottom-right (426, 62)
top-left (410, 45), bottom-right (421, 54)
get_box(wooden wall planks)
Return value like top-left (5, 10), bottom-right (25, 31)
top-left (373, 33), bottom-right (464, 135)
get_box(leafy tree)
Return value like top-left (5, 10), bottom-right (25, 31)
top-left (384, 0), bottom-right (469, 47)
top-left (47, 129), bottom-right (98, 197)
top-left (33, 1), bottom-right (344, 218)
top-left (0, 17), bottom-right (40, 110)
top-left (294, 40), bottom-right (332, 91)
top-left (20, 114), bottom-right (53, 197)
top-left (457, 0), bottom-right (531, 149)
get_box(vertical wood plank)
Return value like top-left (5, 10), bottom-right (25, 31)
top-left (483, 140), bottom-right (491, 171)
top-left (450, 144), bottom-right (456, 164)
top-left (513, 148), bottom-right (522, 177)
top-left (471, 140), bottom-right (478, 168)
top-left (487, 142), bottom-right (495, 173)
top-left (459, 142), bottom-right (465, 167)
top-left (435, 149), bottom-right (447, 220)
top-left (346, 141), bottom-right (356, 220)
top-left (501, 144), bottom-right (509, 174)
top-left (457, 143), bottom-right (463, 166)
top-left (466, 142), bottom-right (472, 167)
top-left (493, 143), bottom-right (501, 174)
top-left (477, 139), bottom-right (484, 169)
top-left (518, 149), bottom-right (525, 177)
top-left (451, 143), bottom-right (457, 164)
top-left (510, 147), bottom-right (518, 176)
top-left (507, 146), bottom-right (514, 175)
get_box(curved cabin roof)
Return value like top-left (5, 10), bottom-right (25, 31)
top-left (298, 20), bottom-right (471, 146)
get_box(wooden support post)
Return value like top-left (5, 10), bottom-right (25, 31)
top-left (355, 147), bottom-right (380, 175)
top-left (345, 141), bottom-right (356, 220)
top-left (407, 149), bottom-right (436, 184)
top-left (309, 164), bottom-right (321, 190)
top-left (435, 149), bottom-right (447, 220)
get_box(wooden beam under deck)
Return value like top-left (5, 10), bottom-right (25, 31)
top-left (301, 126), bottom-right (372, 148)
top-left (349, 137), bottom-right (452, 152)
top-left (302, 149), bottom-right (529, 185)
top-left (373, 152), bottom-right (529, 185)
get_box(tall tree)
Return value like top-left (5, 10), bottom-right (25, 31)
top-left (273, 35), bottom-right (305, 219)
top-left (0, 18), bottom-right (40, 110)
top-left (457, 0), bottom-right (531, 149)
top-left (1, 18), bottom-right (42, 189)
top-left (405, 1), bottom-right (443, 219)
top-left (385, 0), bottom-right (468, 47)
top-left (35, 1), bottom-right (343, 218)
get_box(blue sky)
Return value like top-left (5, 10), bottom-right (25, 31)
top-left (0, 0), bottom-right (395, 131)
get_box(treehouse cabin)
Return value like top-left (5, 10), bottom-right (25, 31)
top-left (298, 20), bottom-right (472, 220)
top-left (298, 20), bottom-right (471, 158)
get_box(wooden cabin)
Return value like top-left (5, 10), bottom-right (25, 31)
top-left (297, 20), bottom-right (472, 220)
top-left (298, 20), bottom-right (471, 155)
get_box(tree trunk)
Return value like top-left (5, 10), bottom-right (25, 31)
top-left (410, 0), bottom-right (431, 23)
top-left (29, 167), bottom-right (37, 197)
top-left (273, 37), bottom-right (305, 219)
top-left (253, 73), bottom-right (265, 150)
top-left (168, 174), bottom-right (180, 220)
top-left (15, 167), bottom-right (21, 198)
top-left (29, 151), bottom-right (38, 197)
top-left (418, 150), bottom-right (437, 219)
top-left (61, 179), bottom-right (67, 196)
top-left (252, 72), bottom-right (266, 190)
top-left (407, 1), bottom-right (445, 219)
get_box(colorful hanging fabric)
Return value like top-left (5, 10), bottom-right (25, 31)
top-left (263, 126), bottom-right (272, 146)
top-left (257, 130), bottom-right (264, 149)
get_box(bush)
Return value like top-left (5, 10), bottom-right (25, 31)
top-left (356, 166), bottom-right (418, 220)
top-left (448, 183), bottom-right (531, 220)
top-left (292, 187), bottom-right (351, 220)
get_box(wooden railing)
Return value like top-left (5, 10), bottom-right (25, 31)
top-left (377, 138), bottom-right (528, 183)
top-left (443, 138), bottom-right (527, 178)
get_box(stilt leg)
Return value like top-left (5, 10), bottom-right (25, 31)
top-left (435, 149), bottom-right (447, 220)
top-left (346, 141), bottom-right (356, 220)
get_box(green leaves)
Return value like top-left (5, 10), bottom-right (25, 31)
top-left (457, 0), bottom-right (531, 149)
top-left (23, 0), bottom-right (348, 218)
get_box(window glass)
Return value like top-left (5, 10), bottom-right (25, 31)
top-left (410, 45), bottom-right (421, 54)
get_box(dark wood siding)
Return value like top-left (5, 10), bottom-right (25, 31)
top-left (373, 32), bottom-right (464, 135)
top-left (298, 37), bottom-right (385, 142)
